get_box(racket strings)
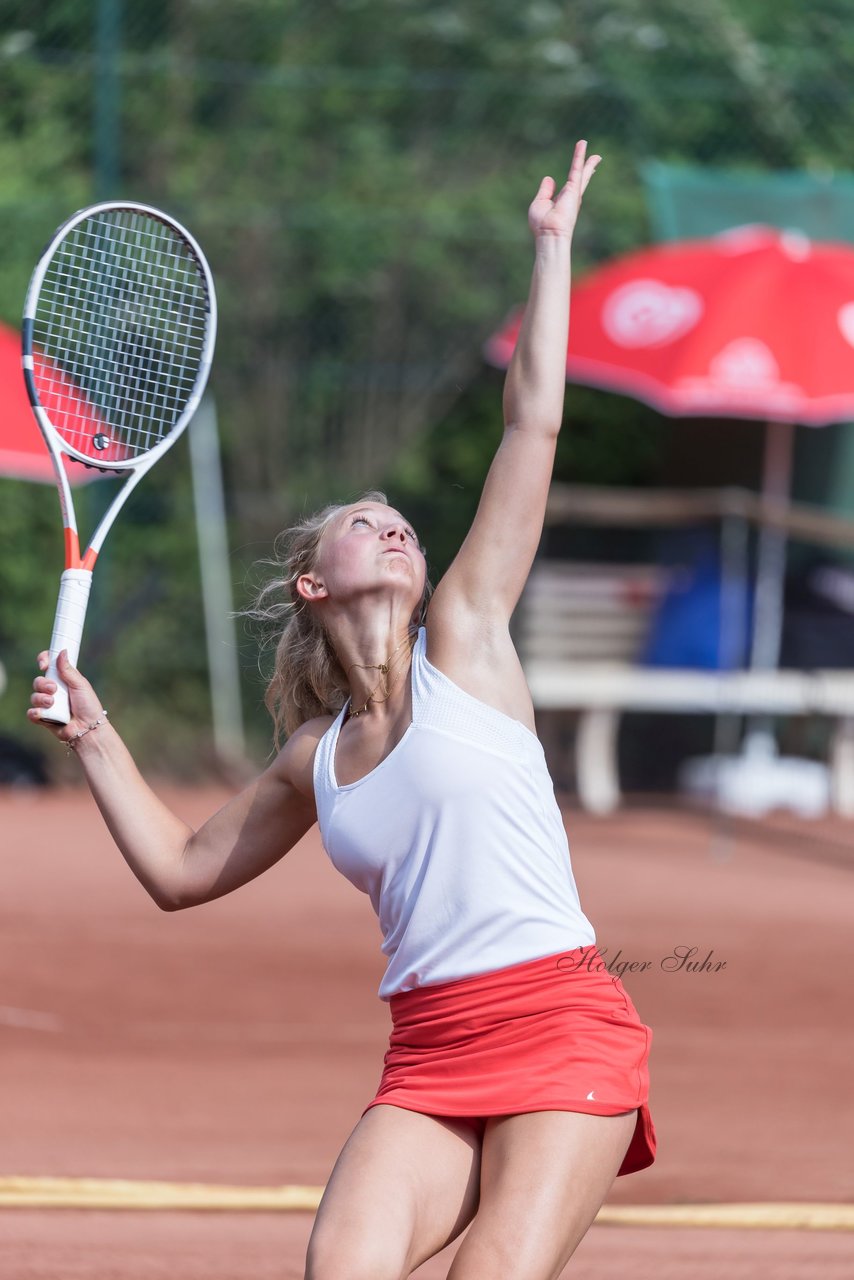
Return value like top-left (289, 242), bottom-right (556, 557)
top-left (32, 210), bottom-right (210, 462)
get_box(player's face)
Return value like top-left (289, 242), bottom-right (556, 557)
top-left (316, 502), bottom-right (427, 605)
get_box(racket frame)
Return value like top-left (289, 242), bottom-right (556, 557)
top-left (22, 200), bottom-right (217, 573)
top-left (21, 200), bottom-right (217, 723)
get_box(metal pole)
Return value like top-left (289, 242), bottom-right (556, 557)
top-left (713, 502), bottom-right (750, 764)
top-left (189, 394), bottom-right (246, 765)
top-left (750, 420), bottom-right (795, 673)
top-left (746, 420), bottom-right (795, 755)
top-left (94, 0), bottom-right (122, 198)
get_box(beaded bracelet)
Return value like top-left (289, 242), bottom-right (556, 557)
top-left (66, 710), bottom-right (109, 756)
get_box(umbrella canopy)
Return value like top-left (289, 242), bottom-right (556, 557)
top-left (485, 225), bottom-right (854, 679)
top-left (485, 224), bottom-right (854, 425)
top-left (0, 320), bottom-right (98, 485)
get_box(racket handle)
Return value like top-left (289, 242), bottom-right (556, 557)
top-left (41, 569), bottom-right (94, 725)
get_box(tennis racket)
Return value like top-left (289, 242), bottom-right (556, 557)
top-left (22, 200), bottom-right (216, 725)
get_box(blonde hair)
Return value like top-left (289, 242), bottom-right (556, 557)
top-left (248, 491), bottom-right (432, 747)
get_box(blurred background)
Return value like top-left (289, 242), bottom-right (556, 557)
top-left (3, 0), bottom-right (854, 785)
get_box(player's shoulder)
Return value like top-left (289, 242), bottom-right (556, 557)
top-left (275, 712), bottom-right (337, 798)
top-left (422, 600), bottom-right (535, 730)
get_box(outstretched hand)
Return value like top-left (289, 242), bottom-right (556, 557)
top-left (528, 139), bottom-right (601, 240)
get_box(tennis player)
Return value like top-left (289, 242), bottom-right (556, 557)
top-left (30, 139), bottom-right (656, 1279)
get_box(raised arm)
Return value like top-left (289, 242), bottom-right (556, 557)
top-left (29, 650), bottom-right (321, 910)
top-left (431, 140), bottom-right (601, 627)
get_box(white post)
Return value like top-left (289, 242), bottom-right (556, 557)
top-left (189, 393), bottom-right (246, 765)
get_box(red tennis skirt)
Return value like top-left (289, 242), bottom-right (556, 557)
top-left (362, 944), bottom-right (656, 1178)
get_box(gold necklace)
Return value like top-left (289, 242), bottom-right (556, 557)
top-left (346, 631), bottom-right (416, 718)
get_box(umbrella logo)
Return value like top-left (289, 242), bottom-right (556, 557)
top-left (601, 279), bottom-right (703, 349)
top-left (708, 338), bottom-right (779, 387)
top-left (678, 337), bottom-right (802, 413)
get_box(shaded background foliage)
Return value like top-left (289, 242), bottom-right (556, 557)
top-left (1, 0), bottom-right (853, 770)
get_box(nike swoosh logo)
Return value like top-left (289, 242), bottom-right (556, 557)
top-left (586, 1090), bottom-right (596, 1100)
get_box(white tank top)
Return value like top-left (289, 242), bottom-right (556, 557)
top-left (313, 626), bottom-right (597, 1000)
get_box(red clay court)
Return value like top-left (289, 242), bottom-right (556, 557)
top-left (2, 786), bottom-right (853, 1278)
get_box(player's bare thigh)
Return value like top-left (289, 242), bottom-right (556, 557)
top-left (304, 1103), bottom-right (483, 1280)
top-left (447, 1109), bottom-right (638, 1280)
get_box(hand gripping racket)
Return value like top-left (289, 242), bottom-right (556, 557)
top-left (22, 201), bottom-right (217, 724)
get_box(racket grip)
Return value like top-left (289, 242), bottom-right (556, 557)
top-left (41, 569), bottom-right (94, 726)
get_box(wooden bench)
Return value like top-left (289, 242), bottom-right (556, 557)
top-left (512, 558), bottom-right (854, 816)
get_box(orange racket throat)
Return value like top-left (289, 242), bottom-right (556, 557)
top-left (63, 529), bottom-right (98, 571)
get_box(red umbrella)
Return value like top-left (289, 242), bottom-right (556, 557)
top-left (485, 224), bottom-right (854, 676)
top-left (485, 224), bottom-right (854, 425)
top-left (0, 320), bottom-right (99, 484)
